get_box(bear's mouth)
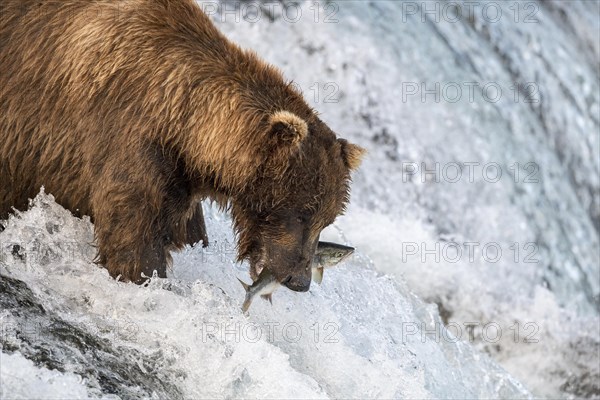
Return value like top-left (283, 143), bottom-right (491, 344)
top-left (249, 249), bottom-right (267, 281)
top-left (253, 261), bottom-right (265, 277)
top-left (249, 245), bottom-right (312, 292)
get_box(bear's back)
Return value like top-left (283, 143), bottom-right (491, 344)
top-left (0, 0), bottom-right (254, 214)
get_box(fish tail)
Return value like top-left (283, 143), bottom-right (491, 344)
top-left (237, 278), bottom-right (250, 292)
top-left (242, 297), bottom-right (252, 313)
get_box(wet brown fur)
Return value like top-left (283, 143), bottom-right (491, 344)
top-left (0, 0), bottom-right (365, 285)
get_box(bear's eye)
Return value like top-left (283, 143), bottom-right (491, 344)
top-left (295, 212), bottom-right (313, 224)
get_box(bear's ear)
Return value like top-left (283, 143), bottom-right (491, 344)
top-left (338, 138), bottom-right (366, 171)
top-left (269, 111), bottom-right (308, 148)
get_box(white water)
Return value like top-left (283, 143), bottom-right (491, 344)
top-left (1, 1), bottom-right (599, 399)
top-left (1, 192), bottom-right (529, 399)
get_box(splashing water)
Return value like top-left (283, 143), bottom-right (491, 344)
top-left (1, 191), bottom-right (530, 399)
top-left (2, 0), bottom-right (599, 398)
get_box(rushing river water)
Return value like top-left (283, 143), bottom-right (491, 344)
top-left (1, 1), bottom-right (598, 399)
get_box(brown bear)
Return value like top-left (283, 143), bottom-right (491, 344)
top-left (0, 0), bottom-right (364, 291)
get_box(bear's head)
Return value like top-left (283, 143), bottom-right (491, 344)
top-left (232, 110), bottom-right (365, 292)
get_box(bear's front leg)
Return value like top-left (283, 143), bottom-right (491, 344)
top-left (91, 173), bottom-right (170, 283)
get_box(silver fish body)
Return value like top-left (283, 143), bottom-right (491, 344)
top-left (238, 241), bottom-right (355, 313)
top-left (238, 268), bottom-right (280, 313)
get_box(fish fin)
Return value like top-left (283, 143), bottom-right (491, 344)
top-left (313, 267), bottom-right (324, 284)
top-left (237, 278), bottom-right (250, 292)
top-left (261, 294), bottom-right (273, 304)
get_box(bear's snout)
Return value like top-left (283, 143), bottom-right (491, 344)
top-left (283, 274), bottom-right (311, 292)
top-left (264, 240), bottom-right (315, 292)
top-left (280, 256), bottom-right (312, 292)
